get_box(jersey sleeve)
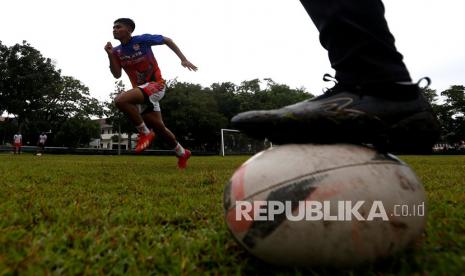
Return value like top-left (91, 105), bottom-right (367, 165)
top-left (139, 34), bottom-right (165, 46)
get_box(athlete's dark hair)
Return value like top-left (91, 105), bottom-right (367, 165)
top-left (114, 18), bottom-right (135, 32)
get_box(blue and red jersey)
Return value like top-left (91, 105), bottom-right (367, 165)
top-left (112, 34), bottom-right (165, 87)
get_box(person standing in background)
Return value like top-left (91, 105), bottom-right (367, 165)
top-left (13, 132), bottom-right (22, 154)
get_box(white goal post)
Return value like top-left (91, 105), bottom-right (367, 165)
top-left (221, 129), bottom-right (239, 156)
top-left (220, 128), bottom-right (272, 156)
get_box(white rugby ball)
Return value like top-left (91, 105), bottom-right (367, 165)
top-left (223, 144), bottom-right (426, 267)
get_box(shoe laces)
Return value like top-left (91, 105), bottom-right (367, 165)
top-left (322, 73), bottom-right (338, 85)
top-left (416, 77), bottom-right (431, 89)
top-left (316, 74), bottom-right (431, 100)
top-left (314, 74), bottom-right (345, 100)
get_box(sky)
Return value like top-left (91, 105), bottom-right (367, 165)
top-left (1, 0), bottom-right (464, 102)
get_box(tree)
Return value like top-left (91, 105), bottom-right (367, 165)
top-left (441, 85), bottom-right (465, 115)
top-left (0, 117), bottom-right (17, 145)
top-left (236, 79), bottom-right (262, 112)
top-left (160, 78), bottom-right (312, 151)
top-left (105, 80), bottom-right (135, 150)
top-left (28, 75), bottom-right (104, 142)
top-left (209, 82), bottom-right (241, 122)
top-left (260, 78), bottom-right (312, 109)
top-left (162, 81), bottom-right (228, 151)
top-left (0, 41), bottom-right (61, 131)
top-left (439, 85), bottom-right (465, 144)
top-left (233, 78), bottom-right (312, 113)
top-left (0, 41), bottom-right (9, 114)
top-left (54, 116), bottom-right (101, 147)
top-left (0, 41), bottom-right (104, 146)
top-left (423, 87), bottom-right (438, 106)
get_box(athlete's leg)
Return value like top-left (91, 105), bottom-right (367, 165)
top-left (114, 88), bottom-right (146, 127)
top-left (143, 111), bottom-right (191, 168)
top-left (142, 111), bottom-right (177, 148)
top-left (115, 87), bottom-right (154, 153)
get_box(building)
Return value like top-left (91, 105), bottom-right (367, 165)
top-left (90, 119), bottom-right (136, 150)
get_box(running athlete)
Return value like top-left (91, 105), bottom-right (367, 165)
top-left (104, 18), bottom-right (197, 169)
top-left (13, 133), bottom-right (22, 154)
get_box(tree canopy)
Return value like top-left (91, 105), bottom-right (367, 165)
top-left (0, 41), bottom-right (103, 146)
top-left (426, 85), bottom-right (465, 144)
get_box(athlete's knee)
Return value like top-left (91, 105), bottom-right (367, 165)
top-left (114, 95), bottom-right (126, 110)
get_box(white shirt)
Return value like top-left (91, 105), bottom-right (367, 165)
top-left (39, 134), bottom-right (47, 143)
top-left (14, 134), bottom-right (22, 144)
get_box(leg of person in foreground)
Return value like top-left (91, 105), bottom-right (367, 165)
top-left (231, 0), bottom-right (440, 153)
top-left (114, 88), bottom-right (156, 153)
top-left (142, 111), bottom-right (191, 169)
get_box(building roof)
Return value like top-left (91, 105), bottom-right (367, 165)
top-left (93, 118), bottom-right (112, 128)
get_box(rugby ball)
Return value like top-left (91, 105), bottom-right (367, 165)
top-left (223, 144), bottom-right (426, 267)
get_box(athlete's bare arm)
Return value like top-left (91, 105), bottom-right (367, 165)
top-left (162, 36), bottom-right (198, 71)
top-left (104, 42), bottom-right (122, 78)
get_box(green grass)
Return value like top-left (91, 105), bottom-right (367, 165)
top-left (0, 154), bottom-right (464, 275)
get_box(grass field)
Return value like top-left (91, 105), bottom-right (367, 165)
top-left (0, 154), bottom-right (464, 275)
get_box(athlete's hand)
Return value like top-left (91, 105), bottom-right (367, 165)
top-left (181, 60), bottom-right (198, 71)
top-left (104, 42), bottom-right (113, 55)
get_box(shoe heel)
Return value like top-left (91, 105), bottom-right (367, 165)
top-left (386, 111), bottom-right (440, 153)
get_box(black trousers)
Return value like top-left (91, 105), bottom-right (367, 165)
top-left (300, 0), bottom-right (411, 85)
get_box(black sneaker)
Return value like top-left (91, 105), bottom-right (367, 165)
top-left (231, 76), bottom-right (440, 154)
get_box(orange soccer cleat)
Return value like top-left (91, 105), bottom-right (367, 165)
top-left (135, 131), bottom-right (155, 153)
top-left (177, 149), bottom-right (191, 169)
